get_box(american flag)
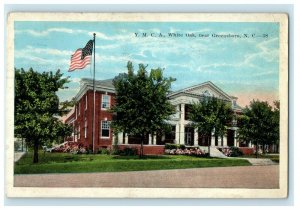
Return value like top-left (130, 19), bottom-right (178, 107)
top-left (69, 40), bottom-right (94, 71)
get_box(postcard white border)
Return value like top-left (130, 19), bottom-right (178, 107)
top-left (6, 12), bottom-right (288, 198)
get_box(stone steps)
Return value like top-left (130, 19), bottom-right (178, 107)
top-left (209, 147), bottom-right (228, 158)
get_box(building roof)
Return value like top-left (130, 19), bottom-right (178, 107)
top-left (168, 81), bottom-right (235, 101)
top-left (80, 78), bottom-right (114, 89)
top-left (74, 78), bottom-right (115, 101)
top-left (72, 78), bottom-right (243, 111)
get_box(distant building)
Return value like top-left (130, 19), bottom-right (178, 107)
top-left (64, 78), bottom-right (250, 154)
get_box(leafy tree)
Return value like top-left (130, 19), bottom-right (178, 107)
top-left (110, 61), bottom-right (175, 157)
top-left (189, 97), bottom-right (234, 155)
top-left (60, 97), bottom-right (76, 112)
top-left (15, 68), bottom-right (72, 163)
top-left (237, 100), bottom-right (279, 157)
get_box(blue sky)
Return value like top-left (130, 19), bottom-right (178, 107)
top-left (14, 21), bottom-right (279, 107)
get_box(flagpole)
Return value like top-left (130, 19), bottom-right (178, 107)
top-left (92, 33), bottom-right (96, 153)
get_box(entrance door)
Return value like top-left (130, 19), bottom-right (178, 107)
top-left (227, 129), bottom-right (234, 146)
top-left (198, 133), bottom-right (210, 146)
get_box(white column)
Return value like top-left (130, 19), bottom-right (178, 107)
top-left (211, 132), bottom-right (215, 146)
top-left (117, 132), bottom-right (123, 144)
top-left (234, 130), bottom-right (237, 147)
top-left (194, 128), bottom-right (198, 146)
top-left (149, 134), bottom-right (152, 145)
top-left (179, 103), bottom-right (185, 145)
top-left (175, 123), bottom-right (180, 144)
top-left (125, 134), bottom-right (129, 144)
top-left (153, 135), bottom-right (157, 145)
top-left (248, 141), bottom-right (252, 147)
top-left (223, 134), bottom-right (228, 147)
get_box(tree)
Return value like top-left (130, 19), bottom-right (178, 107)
top-left (189, 97), bottom-right (234, 155)
top-left (60, 97), bottom-right (76, 112)
top-left (110, 61), bottom-right (176, 157)
top-left (15, 68), bottom-right (72, 163)
top-left (237, 100), bottom-right (279, 157)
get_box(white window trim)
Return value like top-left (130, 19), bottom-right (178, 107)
top-left (78, 125), bottom-right (80, 140)
top-left (100, 120), bottom-right (110, 139)
top-left (84, 120), bottom-right (87, 139)
top-left (85, 94), bottom-right (87, 110)
top-left (78, 102), bottom-right (81, 116)
top-left (101, 94), bottom-right (111, 110)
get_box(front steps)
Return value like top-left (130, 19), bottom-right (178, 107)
top-left (199, 146), bottom-right (228, 158)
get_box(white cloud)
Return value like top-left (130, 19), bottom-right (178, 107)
top-left (15, 28), bottom-right (87, 37)
top-left (25, 46), bottom-right (72, 56)
top-left (95, 44), bottom-right (119, 50)
top-left (15, 46), bottom-right (70, 65)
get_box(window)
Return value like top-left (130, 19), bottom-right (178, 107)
top-left (101, 120), bottom-right (110, 138)
top-left (101, 94), bottom-right (110, 109)
top-left (184, 104), bottom-right (192, 120)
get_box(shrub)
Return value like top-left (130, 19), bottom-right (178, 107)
top-left (165, 143), bottom-right (177, 150)
top-left (119, 147), bottom-right (137, 156)
top-left (165, 143), bottom-right (185, 150)
top-left (98, 148), bottom-right (110, 155)
top-left (111, 149), bottom-right (120, 155)
top-left (178, 144), bottom-right (186, 150)
top-left (229, 147), bottom-right (243, 157)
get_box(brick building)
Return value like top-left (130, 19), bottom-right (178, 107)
top-left (64, 78), bottom-right (254, 154)
top-left (64, 78), bottom-right (115, 150)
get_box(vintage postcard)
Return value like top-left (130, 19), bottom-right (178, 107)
top-left (6, 13), bottom-right (288, 198)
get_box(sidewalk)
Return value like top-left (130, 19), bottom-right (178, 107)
top-left (241, 158), bottom-right (277, 166)
top-left (14, 165), bottom-right (279, 188)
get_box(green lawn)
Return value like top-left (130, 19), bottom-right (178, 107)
top-left (14, 151), bottom-right (251, 174)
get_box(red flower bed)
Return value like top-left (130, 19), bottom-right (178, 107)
top-left (51, 142), bottom-right (86, 154)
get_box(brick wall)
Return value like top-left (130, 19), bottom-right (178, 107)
top-left (239, 147), bottom-right (254, 155)
top-left (68, 90), bottom-right (115, 150)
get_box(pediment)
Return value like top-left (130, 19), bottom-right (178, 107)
top-left (173, 81), bottom-right (233, 101)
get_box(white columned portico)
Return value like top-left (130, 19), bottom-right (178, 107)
top-left (179, 103), bottom-right (185, 145)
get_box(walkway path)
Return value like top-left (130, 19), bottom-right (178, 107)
top-left (14, 165), bottom-right (279, 188)
top-left (242, 158), bottom-right (277, 166)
